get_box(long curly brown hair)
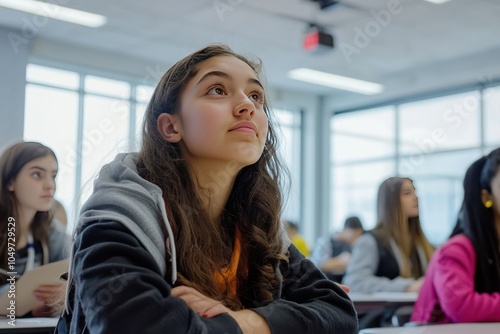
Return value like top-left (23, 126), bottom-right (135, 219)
top-left (136, 44), bottom-right (289, 310)
top-left (0, 141), bottom-right (57, 285)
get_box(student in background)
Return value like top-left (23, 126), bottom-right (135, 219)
top-left (57, 45), bottom-right (358, 334)
top-left (412, 148), bottom-right (500, 323)
top-left (0, 141), bottom-right (68, 316)
top-left (310, 216), bottom-right (364, 282)
top-left (342, 177), bottom-right (434, 293)
top-left (284, 220), bottom-right (310, 257)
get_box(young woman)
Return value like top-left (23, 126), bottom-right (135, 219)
top-left (342, 177), bottom-right (434, 293)
top-left (58, 45), bottom-right (358, 333)
top-left (411, 148), bottom-right (500, 323)
top-left (0, 141), bottom-right (68, 316)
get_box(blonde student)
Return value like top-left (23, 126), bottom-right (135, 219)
top-left (57, 45), bottom-right (358, 333)
top-left (0, 141), bottom-right (68, 316)
top-left (412, 148), bottom-right (500, 323)
top-left (284, 220), bottom-right (310, 257)
top-left (342, 177), bottom-right (434, 293)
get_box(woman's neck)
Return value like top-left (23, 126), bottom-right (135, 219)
top-left (188, 160), bottom-right (239, 222)
top-left (16, 207), bottom-right (36, 232)
top-left (14, 207), bottom-right (36, 249)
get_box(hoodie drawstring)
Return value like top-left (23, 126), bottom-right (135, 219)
top-left (155, 193), bottom-right (178, 284)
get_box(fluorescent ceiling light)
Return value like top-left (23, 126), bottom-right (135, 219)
top-left (288, 68), bottom-right (384, 95)
top-left (0, 0), bottom-right (107, 28)
top-left (424, 0), bottom-right (451, 4)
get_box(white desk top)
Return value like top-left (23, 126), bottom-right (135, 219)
top-left (349, 292), bottom-right (417, 313)
top-left (0, 317), bottom-right (58, 332)
top-left (360, 322), bottom-right (500, 334)
top-left (349, 292), bottom-right (418, 303)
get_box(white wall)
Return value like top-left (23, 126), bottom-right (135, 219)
top-left (0, 25), bottom-right (30, 149)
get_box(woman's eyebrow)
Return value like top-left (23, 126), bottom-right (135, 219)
top-left (248, 78), bottom-right (264, 90)
top-left (196, 71), bottom-right (263, 89)
top-left (28, 166), bottom-right (58, 174)
top-left (196, 71), bottom-right (230, 86)
top-left (29, 166), bottom-right (47, 172)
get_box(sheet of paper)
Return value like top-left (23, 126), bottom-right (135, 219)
top-left (0, 259), bottom-right (69, 316)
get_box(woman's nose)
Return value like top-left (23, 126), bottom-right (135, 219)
top-left (45, 176), bottom-right (56, 190)
top-left (233, 95), bottom-right (255, 116)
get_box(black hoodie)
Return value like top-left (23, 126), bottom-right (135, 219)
top-left (62, 153), bottom-right (358, 333)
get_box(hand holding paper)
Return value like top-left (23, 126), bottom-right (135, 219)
top-left (0, 259), bottom-right (69, 316)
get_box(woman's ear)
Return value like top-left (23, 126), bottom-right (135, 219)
top-left (157, 113), bottom-right (182, 143)
top-left (481, 189), bottom-right (492, 206)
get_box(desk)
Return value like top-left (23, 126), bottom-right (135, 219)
top-left (349, 292), bottom-right (418, 313)
top-left (360, 322), bottom-right (500, 334)
top-left (0, 317), bottom-right (58, 333)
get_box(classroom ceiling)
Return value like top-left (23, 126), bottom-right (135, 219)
top-left (1, 0), bottom-right (500, 110)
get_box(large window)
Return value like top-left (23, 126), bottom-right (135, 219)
top-left (332, 160), bottom-right (395, 235)
top-left (331, 88), bottom-right (498, 246)
top-left (330, 107), bottom-right (396, 235)
top-left (484, 87), bottom-right (500, 148)
top-left (24, 64), bottom-right (155, 231)
top-left (24, 83), bottom-right (78, 223)
top-left (24, 64), bottom-right (302, 232)
top-left (398, 92), bottom-right (481, 154)
top-left (397, 92), bottom-right (482, 245)
top-left (332, 107), bottom-right (395, 163)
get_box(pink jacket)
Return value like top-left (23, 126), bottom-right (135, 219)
top-left (411, 235), bottom-right (500, 323)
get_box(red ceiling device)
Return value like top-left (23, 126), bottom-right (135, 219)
top-left (303, 28), bottom-right (334, 53)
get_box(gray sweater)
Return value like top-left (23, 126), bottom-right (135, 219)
top-left (342, 233), bottom-right (416, 293)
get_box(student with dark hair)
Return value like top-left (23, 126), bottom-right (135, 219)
top-left (412, 148), bottom-right (500, 323)
top-left (0, 141), bottom-right (68, 316)
top-left (342, 177), bottom-right (434, 293)
top-left (344, 216), bottom-right (364, 230)
top-left (56, 44), bottom-right (358, 333)
top-left (310, 216), bottom-right (364, 282)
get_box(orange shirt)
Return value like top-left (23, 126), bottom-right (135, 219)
top-left (214, 228), bottom-right (242, 297)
